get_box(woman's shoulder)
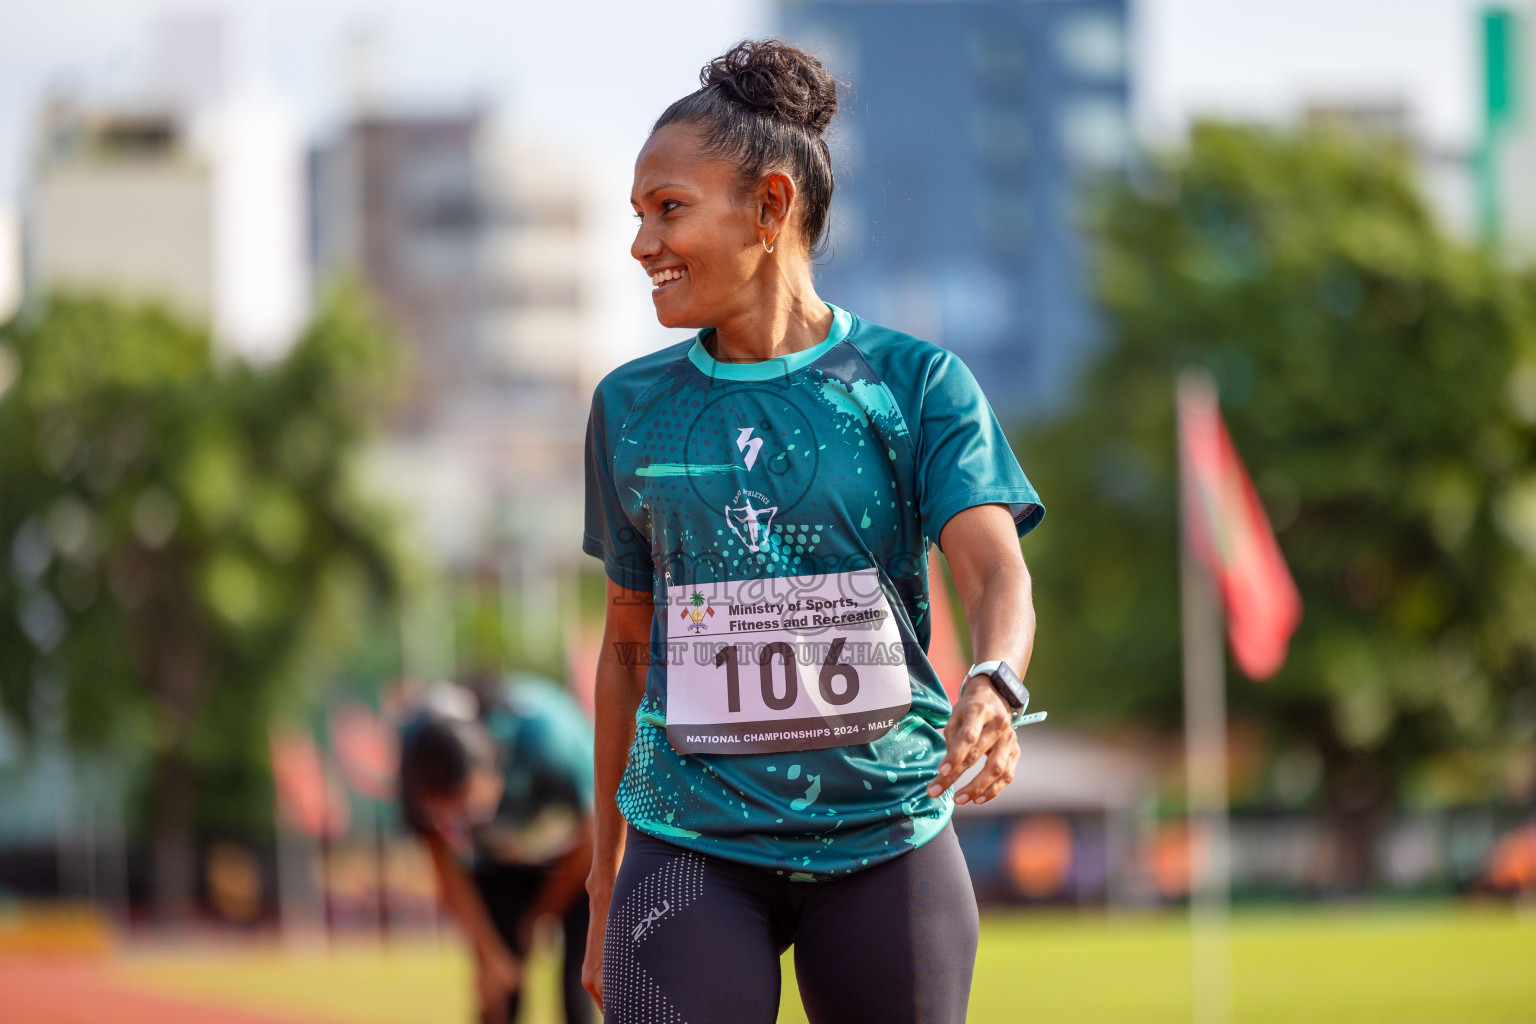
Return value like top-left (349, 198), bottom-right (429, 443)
top-left (837, 308), bottom-right (963, 382)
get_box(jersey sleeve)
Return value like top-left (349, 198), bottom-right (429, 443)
top-left (524, 731), bottom-right (593, 815)
top-left (550, 687), bottom-right (596, 808)
top-left (582, 386), bottom-right (655, 592)
top-left (916, 350), bottom-right (1045, 547)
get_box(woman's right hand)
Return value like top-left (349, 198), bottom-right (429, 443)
top-left (475, 946), bottom-right (521, 1024)
top-left (581, 880), bottom-right (612, 1010)
top-left (585, 578), bottom-right (650, 1012)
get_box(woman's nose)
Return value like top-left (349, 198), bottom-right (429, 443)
top-left (632, 220), bottom-right (660, 263)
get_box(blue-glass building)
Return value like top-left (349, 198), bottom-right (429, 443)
top-left (781, 0), bottom-right (1132, 420)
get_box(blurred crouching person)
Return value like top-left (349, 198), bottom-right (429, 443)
top-left (398, 675), bottom-right (596, 1024)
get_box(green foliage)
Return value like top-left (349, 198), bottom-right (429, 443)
top-left (448, 579), bottom-right (569, 684)
top-left (1021, 123), bottom-right (1536, 810)
top-left (0, 289), bottom-right (403, 837)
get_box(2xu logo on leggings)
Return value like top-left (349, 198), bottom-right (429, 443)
top-left (663, 568), bottom-right (911, 754)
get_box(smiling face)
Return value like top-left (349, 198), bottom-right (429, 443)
top-left (631, 123), bottom-right (767, 329)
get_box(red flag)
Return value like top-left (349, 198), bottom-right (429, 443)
top-left (328, 702), bottom-right (398, 801)
top-left (269, 727), bottom-right (351, 838)
top-left (1178, 373), bottom-right (1302, 679)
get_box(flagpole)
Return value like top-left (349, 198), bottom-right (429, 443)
top-left (1177, 369), bottom-right (1233, 1024)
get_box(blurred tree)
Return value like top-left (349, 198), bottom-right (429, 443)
top-left (1020, 122), bottom-right (1536, 888)
top-left (0, 290), bottom-right (401, 920)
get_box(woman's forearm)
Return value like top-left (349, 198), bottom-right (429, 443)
top-left (944, 504), bottom-right (1036, 683)
top-left (426, 833), bottom-right (515, 965)
top-left (582, 580), bottom-right (654, 1008)
top-left (589, 618), bottom-right (649, 890)
top-left (959, 557), bottom-right (1035, 682)
top-left (928, 504), bottom-right (1038, 805)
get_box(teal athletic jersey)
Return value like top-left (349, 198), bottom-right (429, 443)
top-left (473, 675), bottom-right (595, 867)
top-left (582, 303), bottom-right (1042, 879)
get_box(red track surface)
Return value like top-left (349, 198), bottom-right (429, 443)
top-left (0, 957), bottom-right (329, 1024)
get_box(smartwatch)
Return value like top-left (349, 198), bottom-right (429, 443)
top-left (962, 660), bottom-right (1047, 729)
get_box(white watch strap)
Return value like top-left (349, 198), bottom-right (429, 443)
top-left (964, 660), bottom-right (1004, 683)
top-left (959, 661), bottom-right (1003, 705)
top-left (959, 662), bottom-right (1046, 728)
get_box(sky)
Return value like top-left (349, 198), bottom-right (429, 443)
top-left (0, 0), bottom-right (773, 200)
top-left (0, 0), bottom-right (1494, 201)
top-left (0, 0), bottom-right (1498, 337)
top-left (1142, 0), bottom-right (1485, 146)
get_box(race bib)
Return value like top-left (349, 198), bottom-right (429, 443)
top-left (663, 568), bottom-right (913, 754)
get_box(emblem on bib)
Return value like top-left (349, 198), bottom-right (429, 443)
top-left (664, 568), bottom-right (913, 754)
top-left (680, 591), bottom-right (716, 633)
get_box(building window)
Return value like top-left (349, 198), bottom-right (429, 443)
top-left (973, 110), bottom-right (1032, 173)
top-left (971, 33), bottom-right (1029, 94)
top-left (938, 262), bottom-right (1011, 347)
top-left (1056, 11), bottom-right (1126, 81)
top-left (401, 154), bottom-right (480, 234)
top-left (1058, 96), bottom-right (1129, 171)
top-left (975, 190), bottom-right (1032, 252)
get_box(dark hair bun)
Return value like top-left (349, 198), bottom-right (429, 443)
top-left (657, 38), bottom-right (840, 256)
top-left (701, 39), bottom-right (838, 135)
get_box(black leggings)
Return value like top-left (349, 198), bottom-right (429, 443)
top-left (602, 824), bottom-right (980, 1024)
top-left (472, 860), bottom-right (594, 1024)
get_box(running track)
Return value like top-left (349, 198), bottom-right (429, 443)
top-left (0, 958), bottom-right (332, 1024)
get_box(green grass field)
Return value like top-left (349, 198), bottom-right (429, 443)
top-left (121, 904), bottom-right (1536, 1024)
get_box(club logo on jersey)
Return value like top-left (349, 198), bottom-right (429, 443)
top-left (683, 388), bottom-right (818, 519)
top-left (736, 426), bottom-right (764, 470)
top-left (680, 591), bottom-right (716, 633)
top-left (725, 488), bottom-right (778, 552)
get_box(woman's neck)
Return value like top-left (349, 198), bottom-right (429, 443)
top-left (708, 263), bottom-right (833, 364)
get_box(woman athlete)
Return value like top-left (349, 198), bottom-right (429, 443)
top-left (581, 39), bottom-right (1045, 1024)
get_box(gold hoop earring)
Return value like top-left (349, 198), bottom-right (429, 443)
top-left (762, 237), bottom-right (775, 254)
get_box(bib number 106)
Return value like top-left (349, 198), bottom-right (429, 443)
top-left (713, 637), bottom-right (860, 713)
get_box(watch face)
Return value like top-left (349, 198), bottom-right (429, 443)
top-left (989, 662), bottom-right (1028, 709)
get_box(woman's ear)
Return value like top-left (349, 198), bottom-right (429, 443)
top-left (756, 171), bottom-right (797, 245)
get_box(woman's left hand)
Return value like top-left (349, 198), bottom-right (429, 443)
top-left (927, 681), bottom-right (1019, 806)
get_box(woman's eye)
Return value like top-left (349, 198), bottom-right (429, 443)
top-left (661, 200), bottom-right (681, 214)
